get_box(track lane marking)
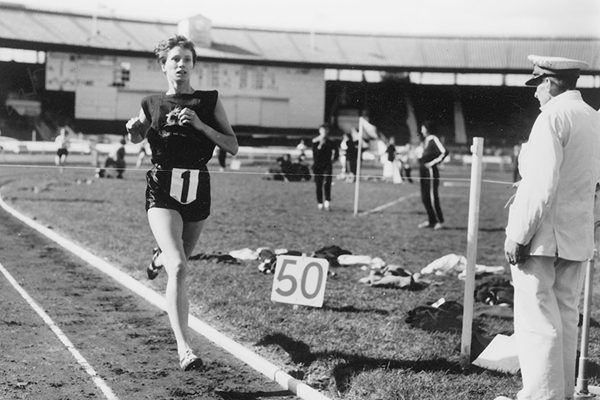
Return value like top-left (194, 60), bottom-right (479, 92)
top-left (358, 191), bottom-right (419, 216)
top-left (0, 187), bottom-right (332, 400)
top-left (0, 261), bottom-right (119, 400)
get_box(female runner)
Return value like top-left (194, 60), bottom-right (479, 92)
top-left (126, 35), bottom-right (238, 371)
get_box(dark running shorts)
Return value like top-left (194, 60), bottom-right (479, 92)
top-left (56, 148), bottom-right (68, 157)
top-left (145, 165), bottom-right (211, 222)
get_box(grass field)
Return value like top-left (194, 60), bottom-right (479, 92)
top-left (2, 157), bottom-right (599, 400)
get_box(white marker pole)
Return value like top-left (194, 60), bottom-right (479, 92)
top-left (460, 137), bottom-right (484, 366)
top-left (353, 118), bottom-right (365, 216)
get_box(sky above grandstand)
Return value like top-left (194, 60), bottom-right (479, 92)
top-left (3, 0), bottom-right (600, 37)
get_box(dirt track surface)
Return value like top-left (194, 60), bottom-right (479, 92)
top-left (0, 204), bottom-right (300, 400)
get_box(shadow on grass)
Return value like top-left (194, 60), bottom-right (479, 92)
top-left (14, 197), bottom-right (106, 203)
top-left (254, 332), bottom-right (500, 394)
top-left (440, 226), bottom-right (506, 232)
top-left (257, 330), bottom-right (600, 395)
top-left (215, 390), bottom-right (294, 399)
top-left (321, 304), bottom-right (390, 315)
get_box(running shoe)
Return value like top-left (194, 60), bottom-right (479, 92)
top-left (180, 349), bottom-right (203, 371)
top-left (147, 247), bottom-right (163, 280)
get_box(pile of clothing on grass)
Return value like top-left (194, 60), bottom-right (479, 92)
top-left (419, 253), bottom-right (506, 279)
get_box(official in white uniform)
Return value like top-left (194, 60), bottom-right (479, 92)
top-left (496, 56), bottom-right (600, 400)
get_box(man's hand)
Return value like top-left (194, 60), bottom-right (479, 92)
top-left (504, 237), bottom-right (528, 265)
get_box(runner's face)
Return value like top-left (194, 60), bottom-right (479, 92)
top-left (162, 46), bottom-right (195, 82)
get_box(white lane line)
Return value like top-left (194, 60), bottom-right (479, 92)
top-left (0, 261), bottom-right (119, 400)
top-left (358, 192), bottom-right (419, 216)
top-left (0, 189), bottom-right (333, 400)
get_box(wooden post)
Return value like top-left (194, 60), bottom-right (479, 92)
top-left (575, 257), bottom-right (595, 398)
top-left (353, 118), bottom-right (365, 216)
top-left (460, 137), bottom-right (484, 367)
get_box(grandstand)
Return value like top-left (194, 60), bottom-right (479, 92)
top-left (0, 2), bottom-right (599, 149)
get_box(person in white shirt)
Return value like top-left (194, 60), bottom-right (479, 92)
top-left (54, 128), bottom-right (70, 174)
top-left (496, 55), bottom-right (600, 400)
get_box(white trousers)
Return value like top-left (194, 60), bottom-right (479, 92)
top-left (511, 256), bottom-right (585, 400)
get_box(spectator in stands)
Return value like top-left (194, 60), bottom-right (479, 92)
top-left (311, 123), bottom-right (339, 211)
top-left (417, 120), bottom-right (448, 230)
top-left (54, 127), bottom-right (70, 174)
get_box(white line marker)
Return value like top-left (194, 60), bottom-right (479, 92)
top-left (0, 261), bottom-right (119, 400)
top-left (358, 192), bottom-right (419, 216)
top-left (0, 189), bottom-right (333, 400)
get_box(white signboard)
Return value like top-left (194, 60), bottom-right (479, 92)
top-left (271, 255), bottom-right (329, 307)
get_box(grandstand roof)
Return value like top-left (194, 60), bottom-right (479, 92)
top-left (0, 2), bottom-right (599, 74)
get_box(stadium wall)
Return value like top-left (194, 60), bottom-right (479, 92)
top-left (45, 52), bottom-right (325, 132)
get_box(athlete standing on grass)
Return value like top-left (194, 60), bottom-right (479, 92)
top-left (311, 123), bottom-right (339, 211)
top-left (54, 127), bottom-right (70, 174)
top-left (417, 120), bottom-right (448, 230)
top-left (125, 35), bottom-right (238, 371)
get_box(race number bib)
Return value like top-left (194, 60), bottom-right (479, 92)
top-left (169, 168), bottom-right (199, 204)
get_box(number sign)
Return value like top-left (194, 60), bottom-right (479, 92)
top-left (271, 255), bottom-right (329, 307)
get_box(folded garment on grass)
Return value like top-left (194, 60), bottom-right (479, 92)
top-left (189, 252), bottom-right (241, 264)
top-left (255, 245), bottom-right (354, 273)
top-left (233, 245), bottom-right (395, 274)
top-left (359, 264), bottom-right (427, 290)
top-left (338, 254), bottom-right (386, 269)
top-left (472, 334), bottom-right (520, 374)
top-left (405, 299), bottom-right (466, 333)
top-left (420, 253), bottom-right (505, 278)
top-left (475, 277), bottom-right (514, 307)
top-left (229, 247), bottom-right (269, 261)
top-left (312, 245), bottom-right (352, 268)
top-left (257, 250), bottom-right (304, 274)
top-left (405, 299), bottom-right (496, 360)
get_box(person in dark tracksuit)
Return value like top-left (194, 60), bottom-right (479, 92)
top-left (417, 120), bottom-right (448, 230)
top-left (311, 123), bottom-right (339, 211)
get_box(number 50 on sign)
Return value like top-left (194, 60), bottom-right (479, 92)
top-left (270, 256), bottom-right (329, 307)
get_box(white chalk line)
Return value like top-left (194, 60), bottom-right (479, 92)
top-left (0, 188), bottom-right (332, 400)
top-left (0, 261), bottom-right (119, 400)
top-left (358, 191), bottom-right (420, 216)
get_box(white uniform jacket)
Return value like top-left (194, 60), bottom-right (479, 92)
top-left (506, 90), bottom-right (600, 261)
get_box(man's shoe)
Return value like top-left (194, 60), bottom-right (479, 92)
top-left (418, 221), bottom-right (431, 229)
top-left (180, 350), bottom-right (204, 371)
top-left (433, 222), bottom-right (444, 230)
top-left (147, 247), bottom-right (163, 280)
